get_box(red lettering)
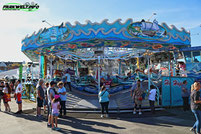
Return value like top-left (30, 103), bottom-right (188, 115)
top-left (173, 80), bottom-right (182, 87)
top-left (164, 80), bottom-right (170, 85)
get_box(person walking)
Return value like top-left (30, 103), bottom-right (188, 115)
top-left (57, 81), bottom-right (67, 117)
top-left (132, 82), bottom-right (143, 115)
top-left (0, 81), bottom-right (5, 111)
top-left (51, 95), bottom-right (61, 131)
top-left (98, 85), bottom-right (110, 118)
top-left (148, 85), bottom-right (157, 114)
top-left (14, 80), bottom-right (23, 114)
top-left (190, 82), bottom-right (201, 134)
top-left (181, 80), bottom-right (190, 111)
top-left (47, 81), bottom-right (57, 127)
top-left (36, 79), bottom-right (45, 117)
top-left (3, 83), bottom-right (11, 112)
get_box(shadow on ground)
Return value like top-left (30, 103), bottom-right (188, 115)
top-left (3, 107), bottom-right (195, 133)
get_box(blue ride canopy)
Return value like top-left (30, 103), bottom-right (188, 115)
top-left (21, 18), bottom-right (190, 62)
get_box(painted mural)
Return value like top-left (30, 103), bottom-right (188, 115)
top-left (127, 19), bottom-right (167, 40)
top-left (37, 23), bottom-right (69, 45)
top-left (186, 63), bottom-right (201, 79)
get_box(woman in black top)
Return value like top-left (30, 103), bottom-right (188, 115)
top-left (190, 82), bottom-right (201, 134)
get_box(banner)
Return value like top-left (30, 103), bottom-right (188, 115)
top-left (19, 64), bottom-right (23, 80)
top-left (162, 77), bottom-right (195, 106)
top-left (39, 55), bottom-right (44, 79)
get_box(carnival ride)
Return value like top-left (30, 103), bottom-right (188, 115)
top-left (21, 18), bottom-right (190, 107)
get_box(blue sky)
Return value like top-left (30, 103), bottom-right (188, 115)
top-left (0, 0), bottom-right (201, 61)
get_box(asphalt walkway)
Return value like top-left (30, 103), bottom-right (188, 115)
top-left (0, 98), bottom-right (196, 134)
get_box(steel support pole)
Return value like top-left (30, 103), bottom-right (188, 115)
top-left (98, 56), bottom-right (101, 91)
top-left (50, 59), bottom-right (53, 80)
top-left (148, 56), bottom-right (151, 90)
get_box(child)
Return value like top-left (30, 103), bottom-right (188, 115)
top-left (51, 95), bottom-right (61, 131)
top-left (3, 83), bottom-right (11, 112)
top-left (14, 80), bottom-right (23, 114)
top-left (148, 85), bottom-right (157, 114)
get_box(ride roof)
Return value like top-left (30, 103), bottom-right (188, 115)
top-left (21, 18), bottom-right (190, 62)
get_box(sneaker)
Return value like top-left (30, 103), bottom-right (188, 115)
top-left (19, 110), bottom-right (23, 114)
top-left (14, 111), bottom-right (20, 114)
top-left (101, 114), bottom-right (104, 118)
top-left (106, 114), bottom-right (109, 118)
top-left (55, 127), bottom-right (61, 131)
top-left (47, 124), bottom-right (51, 128)
top-left (133, 111), bottom-right (136, 115)
top-left (190, 127), bottom-right (195, 132)
top-left (139, 112), bottom-right (142, 115)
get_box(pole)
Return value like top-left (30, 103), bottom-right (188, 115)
top-left (31, 64), bottom-right (33, 82)
top-left (147, 56), bottom-right (151, 90)
top-left (98, 56), bottom-right (101, 91)
top-left (50, 59), bottom-right (53, 80)
top-left (118, 59), bottom-right (121, 75)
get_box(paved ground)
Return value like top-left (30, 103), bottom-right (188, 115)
top-left (0, 98), bottom-right (196, 134)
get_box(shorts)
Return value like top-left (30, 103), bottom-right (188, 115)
top-left (3, 94), bottom-right (8, 103)
top-left (43, 99), bottom-right (47, 106)
top-left (16, 100), bottom-right (22, 104)
top-left (52, 113), bottom-right (59, 117)
top-left (37, 98), bottom-right (43, 107)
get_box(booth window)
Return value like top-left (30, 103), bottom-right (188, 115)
top-left (183, 51), bottom-right (192, 63)
top-left (193, 51), bottom-right (201, 62)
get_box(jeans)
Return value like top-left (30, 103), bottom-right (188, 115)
top-left (149, 100), bottom-right (155, 114)
top-left (100, 101), bottom-right (109, 114)
top-left (182, 97), bottom-right (189, 111)
top-left (192, 109), bottom-right (201, 133)
top-left (67, 82), bottom-right (72, 91)
top-left (60, 101), bottom-right (66, 115)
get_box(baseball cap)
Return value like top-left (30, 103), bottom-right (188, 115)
top-left (54, 95), bottom-right (60, 99)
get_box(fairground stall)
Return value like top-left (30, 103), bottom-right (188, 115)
top-left (21, 18), bottom-right (191, 106)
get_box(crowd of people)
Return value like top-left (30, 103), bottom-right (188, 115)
top-left (2, 76), bottom-right (201, 133)
top-left (0, 80), bottom-right (22, 113)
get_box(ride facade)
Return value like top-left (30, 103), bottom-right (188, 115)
top-left (21, 18), bottom-right (191, 106)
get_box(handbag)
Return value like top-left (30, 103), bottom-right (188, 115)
top-left (138, 96), bottom-right (143, 101)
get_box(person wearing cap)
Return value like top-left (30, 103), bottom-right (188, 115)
top-left (57, 81), bottom-right (67, 117)
top-left (47, 81), bottom-right (57, 127)
top-left (51, 95), bottom-right (61, 130)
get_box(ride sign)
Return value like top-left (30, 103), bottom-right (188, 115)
top-left (2, 2), bottom-right (39, 12)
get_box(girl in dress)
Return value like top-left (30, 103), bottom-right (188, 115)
top-left (51, 95), bottom-right (61, 131)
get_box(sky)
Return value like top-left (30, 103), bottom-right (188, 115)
top-left (0, 0), bottom-right (201, 62)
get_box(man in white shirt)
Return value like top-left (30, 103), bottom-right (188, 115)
top-left (65, 70), bottom-right (72, 91)
top-left (148, 85), bottom-right (157, 114)
top-left (15, 80), bottom-right (23, 114)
